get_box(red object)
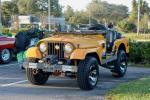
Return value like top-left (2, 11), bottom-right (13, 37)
top-left (0, 34), bottom-right (15, 51)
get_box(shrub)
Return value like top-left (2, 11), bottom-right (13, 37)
top-left (117, 20), bottom-right (136, 33)
top-left (129, 41), bottom-right (150, 64)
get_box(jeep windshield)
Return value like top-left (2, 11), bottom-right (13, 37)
top-left (54, 24), bottom-right (107, 35)
top-left (54, 30), bottom-right (106, 35)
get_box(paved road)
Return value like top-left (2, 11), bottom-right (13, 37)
top-left (0, 62), bottom-right (150, 100)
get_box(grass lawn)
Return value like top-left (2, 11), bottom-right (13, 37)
top-left (122, 33), bottom-right (150, 41)
top-left (105, 77), bottom-right (150, 100)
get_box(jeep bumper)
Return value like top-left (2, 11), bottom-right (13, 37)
top-left (24, 62), bottom-right (77, 73)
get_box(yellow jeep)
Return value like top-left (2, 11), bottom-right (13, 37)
top-left (25, 29), bottom-right (129, 90)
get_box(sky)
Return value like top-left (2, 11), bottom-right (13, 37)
top-left (59, 0), bottom-right (150, 11)
top-left (2, 0), bottom-right (150, 12)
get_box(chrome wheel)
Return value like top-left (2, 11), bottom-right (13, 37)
top-left (88, 64), bottom-right (98, 86)
top-left (1, 49), bottom-right (10, 61)
top-left (112, 50), bottom-right (128, 77)
top-left (120, 55), bottom-right (127, 73)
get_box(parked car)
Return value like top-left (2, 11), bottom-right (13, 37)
top-left (0, 34), bottom-right (15, 64)
top-left (24, 25), bottom-right (129, 90)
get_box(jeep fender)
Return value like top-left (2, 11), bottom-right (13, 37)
top-left (70, 47), bottom-right (104, 63)
top-left (113, 38), bottom-right (129, 54)
top-left (26, 47), bottom-right (42, 59)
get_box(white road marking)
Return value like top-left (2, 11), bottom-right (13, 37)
top-left (0, 63), bottom-right (18, 68)
top-left (1, 80), bottom-right (28, 87)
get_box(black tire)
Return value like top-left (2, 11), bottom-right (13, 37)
top-left (77, 57), bottom-right (99, 90)
top-left (0, 49), bottom-right (12, 64)
top-left (26, 59), bottom-right (50, 85)
top-left (26, 68), bottom-right (49, 85)
top-left (112, 50), bottom-right (127, 77)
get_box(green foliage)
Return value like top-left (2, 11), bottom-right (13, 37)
top-left (140, 13), bottom-right (149, 32)
top-left (63, 6), bottom-right (74, 22)
top-left (126, 0), bottom-right (150, 33)
top-left (2, 0), bottom-right (18, 15)
top-left (128, 0), bottom-right (137, 24)
top-left (117, 20), bottom-right (136, 33)
top-left (17, 0), bottom-right (37, 14)
top-left (140, 0), bottom-right (150, 15)
top-left (63, 0), bottom-right (129, 25)
top-left (1, 0), bottom-right (62, 27)
top-left (129, 41), bottom-right (150, 64)
top-left (69, 11), bottom-right (89, 25)
top-left (1, 1), bottom-right (18, 26)
top-left (2, 28), bottom-right (28, 37)
top-left (86, 0), bottom-right (128, 23)
top-left (1, 28), bottom-right (13, 37)
top-left (2, 28), bottom-right (10, 34)
top-left (17, 0), bottom-right (62, 16)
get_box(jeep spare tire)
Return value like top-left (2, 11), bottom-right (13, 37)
top-left (77, 57), bottom-right (99, 90)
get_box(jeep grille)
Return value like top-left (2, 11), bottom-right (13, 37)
top-left (48, 42), bottom-right (65, 59)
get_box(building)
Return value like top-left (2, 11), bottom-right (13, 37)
top-left (12, 15), bottom-right (67, 31)
top-left (18, 15), bottom-right (40, 28)
top-left (42, 17), bottom-right (66, 31)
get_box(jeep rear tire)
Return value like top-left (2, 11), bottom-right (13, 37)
top-left (112, 50), bottom-right (127, 77)
top-left (77, 57), bottom-right (99, 90)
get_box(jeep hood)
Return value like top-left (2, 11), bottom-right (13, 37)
top-left (39, 34), bottom-right (105, 48)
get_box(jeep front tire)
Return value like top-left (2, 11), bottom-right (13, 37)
top-left (26, 68), bottom-right (49, 85)
top-left (112, 50), bottom-right (127, 77)
top-left (77, 57), bottom-right (99, 90)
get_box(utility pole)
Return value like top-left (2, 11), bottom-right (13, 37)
top-left (0, 0), bottom-right (2, 34)
top-left (48, 0), bottom-right (51, 31)
top-left (137, 0), bottom-right (140, 36)
top-left (89, 13), bottom-right (91, 25)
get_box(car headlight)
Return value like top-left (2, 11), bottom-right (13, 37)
top-left (64, 43), bottom-right (74, 53)
top-left (39, 43), bottom-right (47, 53)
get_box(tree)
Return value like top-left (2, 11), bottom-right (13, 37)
top-left (140, 0), bottom-right (150, 15)
top-left (17, 0), bottom-right (62, 17)
top-left (64, 5), bottom-right (74, 22)
top-left (1, 1), bottom-right (18, 26)
top-left (2, 1), bottom-right (18, 15)
top-left (69, 11), bottom-right (89, 25)
top-left (140, 13), bottom-right (149, 33)
top-left (129, 0), bottom-right (150, 24)
top-left (117, 20), bottom-right (136, 33)
top-left (128, 0), bottom-right (137, 23)
top-left (35, 0), bottom-right (62, 17)
top-left (86, 0), bottom-right (128, 24)
top-left (17, 0), bottom-right (39, 14)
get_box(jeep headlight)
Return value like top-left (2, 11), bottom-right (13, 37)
top-left (39, 43), bottom-right (47, 53)
top-left (64, 43), bottom-right (74, 53)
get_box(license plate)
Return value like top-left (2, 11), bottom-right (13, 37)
top-left (62, 65), bottom-right (77, 72)
top-left (62, 65), bottom-right (72, 72)
top-left (29, 63), bottom-right (38, 69)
